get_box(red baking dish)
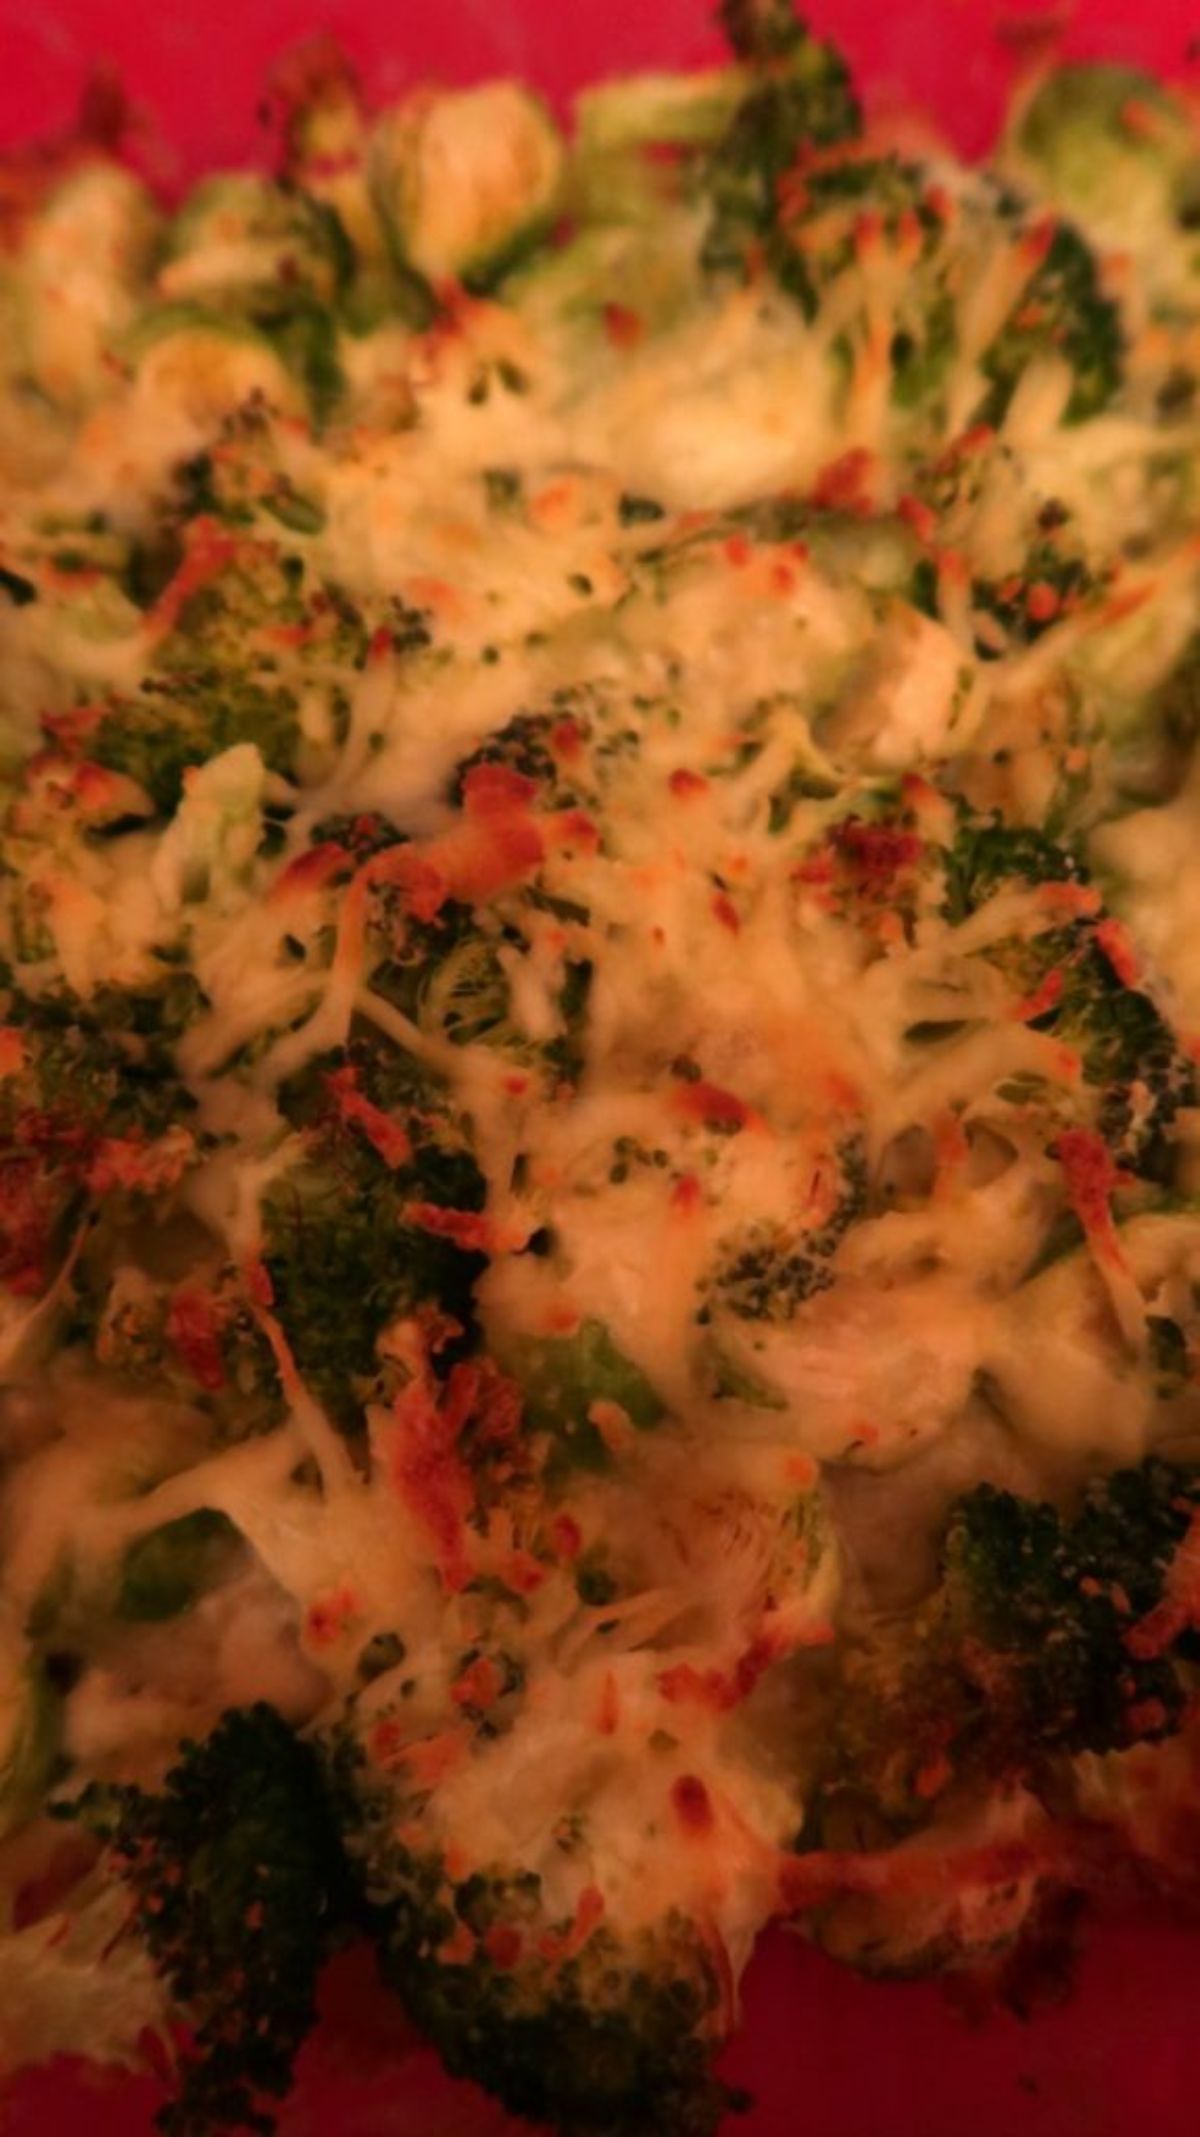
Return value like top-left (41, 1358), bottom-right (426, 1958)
top-left (2, 4), bottom-right (1199, 2132)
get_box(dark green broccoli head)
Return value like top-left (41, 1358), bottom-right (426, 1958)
top-left (366, 894), bottom-right (481, 1023)
top-left (763, 154), bottom-right (942, 321)
top-left (450, 687), bottom-right (638, 819)
top-left (92, 676), bottom-right (304, 817)
top-left (979, 215), bottom-right (1123, 426)
top-left (386, 1894), bottom-right (732, 2137)
top-left (718, 0), bottom-right (809, 61)
top-left (943, 819), bottom-right (1195, 1175)
top-left (970, 541), bottom-right (1102, 657)
top-left (0, 979), bottom-right (200, 1296)
top-left (411, 926), bottom-right (592, 1075)
top-left (701, 17), bottom-right (860, 278)
top-left (943, 1464), bottom-right (1200, 1747)
top-left (0, 976), bottom-right (199, 1141)
top-left (453, 708), bottom-right (592, 809)
top-left (69, 1705), bottom-right (359, 2137)
top-left (1051, 946), bottom-right (1194, 1171)
top-left (944, 818), bottom-right (1087, 920)
top-left (266, 1036), bottom-right (486, 1422)
top-left (328, 1734), bottom-right (735, 2137)
top-left (306, 808), bottom-right (409, 863)
top-left (707, 1134), bottom-right (866, 1322)
top-left (417, 930), bottom-right (526, 1053)
top-left (812, 1459), bottom-right (1200, 1841)
top-left (85, 516), bottom-right (370, 813)
top-left (906, 412), bottom-right (1108, 660)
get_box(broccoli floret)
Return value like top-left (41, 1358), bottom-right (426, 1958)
top-left (943, 819), bottom-right (1195, 1174)
top-left (365, 885), bottom-right (530, 1059)
top-left (271, 36), bottom-right (366, 180)
top-left (496, 1317), bottom-right (667, 1472)
top-left (1013, 64), bottom-right (1196, 222)
top-left (306, 808), bottom-right (408, 862)
top-left (330, 1739), bottom-right (735, 2137)
top-left (160, 175), bottom-right (352, 311)
top-left (155, 175), bottom-right (352, 418)
top-left (944, 819), bottom-right (1087, 918)
top-left (173, 404), bottom-right (325, 534)
top-left (76, 1261), bottom-right (282, 1437)
top-left (718, 0), bottom-right (811, 61)
top-left (452, 691), bottom-right (637, 817)
top-left (453, 709), bottom-right (591, 808)
top-left (412, 924), bottom-right (593, 1075)
top-left (386, 1882), bottom-right (729, 2137)
top-left (761, 154), bottom-right (940, 324)
top-left (85, 522), bottom-right (366, 812)
top-left (937, 1468), bottom-right (1200, 1763)
top-left (0, 980), bottom-right (200, 1296)
top-left (1054, 572), bottom-right (1200, 806)
top-left (267, 36), bottom-right (404, 328)
top-left (701, 15), bottom-right (860, 279)
top-left (266, 1037), bottom-right (486, 1423)
top-left (420, 932), bottom-right (523, 1053)
top-left (909, 432), bottom-right (1107, 659)
top-left (707, 120), bottom-right (1120, 430)
top-left (366, 894), bottom-right (479, 1023)
top-left (93, 676), bottom-right (304, 817)
top-left (812, 1459), bottom-right (1200, 1842)
top-left (0, 975), bottom-right (198, 1137)
top-left (156, 534), bottom-right (366, 683)
top-left (970, 541), bottom-right (1101, 657)
top-left (360, 821), bottom-right (594, 1080)
top-left (1052, 960), bottom-right (1193, 1170)
top-left (979, 215), bottom-right (1122, 426)
top-left (707, 1134), bottom-right (866, 1322)
top-left (69, 1705), bottom-right (359, 2137)
top-left (1005, 64), bottom-right (1200, 323)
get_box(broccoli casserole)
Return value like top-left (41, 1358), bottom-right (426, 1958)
top-left (1, 5), bottom-right (1200, 2131)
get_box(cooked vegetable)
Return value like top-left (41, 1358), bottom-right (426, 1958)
top-left (69, 1707), bottom-right (358, 2136)
top-left (1, 6), bottom-right (1200, 2132)
top-left (1003, 63), bottom-right (1200, 328)
top-left (265, 1038), bottom-right (486, 1424)
top-left (369, 82), bottom-right (564, 286)
top-left (814, 1460), bottom-right (1200, 1846)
